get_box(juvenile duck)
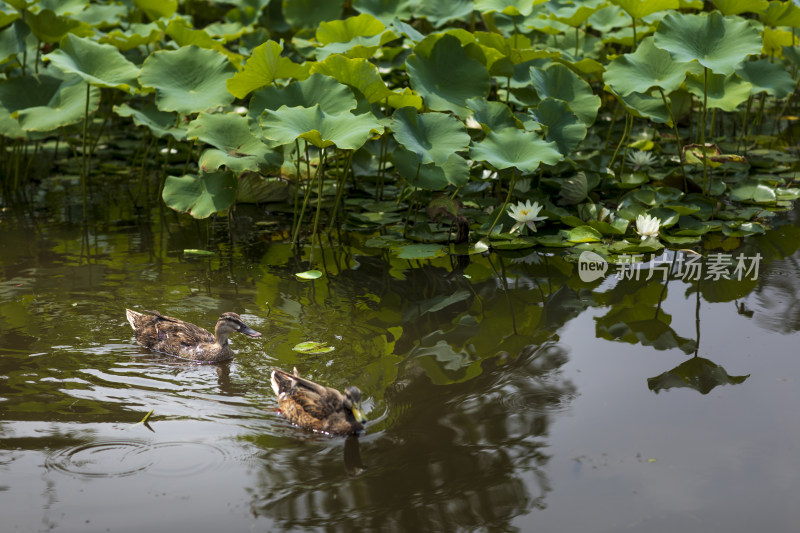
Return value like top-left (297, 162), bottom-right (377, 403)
top-left (125, 309), bottom-right (262, 362)
top-left (271, 367), bottom-right (367, 435)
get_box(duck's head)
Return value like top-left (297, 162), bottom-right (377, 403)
top-left (343, 386), bottom-right (367, 424)
top-left (215, 312), bottom-right (262, 342)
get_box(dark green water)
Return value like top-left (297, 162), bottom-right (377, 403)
top-left (3, 183), bottom-right (800, 532)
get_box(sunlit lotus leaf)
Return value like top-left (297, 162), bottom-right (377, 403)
top-left (394, 147), bottom-right (469, 190)
top-left (250, 74), bottom-right (356, 122)
top-left (8, 75), bottom-right (99, 132)
top-left (567, 225), bottom-right (602, 243)
top-left (74, 3), bottom-right (127, 28)
top-left (0, 105), bottom-right (25, 139)
top-left (37, 0), bottom-right (88, 15)
top-left (609, 0), bottom-right (678, 19)
top-left (140, 46), bottom-right (235, 114)
top-left (762, 27), bottom-right (795, 57)
top-left (530, 98), bottom-right (587, 155)
top-left (353, 0), bottom-right (415, 23)
top-left (24, 9), bottom-right (93, 43)
top-left (3, 0), bottom-right (31, 9)
top-left (418, 0), bottom-right (474, 28)
top-left (294, 271), bottom-right (324, 282)
top-left (165, 19), bottom-right (243, 68)
top-left (310, 55), bottom-right (393, 103)
top-left (162, 171), bottom-right (237, 219)
top-left (551, 0), bottom-right (606, 27)
top-left (188, 112), bottom-right (281, 172)
top-left (711, 0), bottom-right (768, 15)
top-left (261, 105), bottom-right (383, 149)
top-left (0, 3), bottom-right (19, 27)
top-left (474, 0), bottom-right (537, 16)
top-left (44, 35), bottom-right (140, 93)
top-left (530, 64), bottom-right (600, 125)
top-left (604, 38), bottom-right (689, 96)
top-left (283, 0), bottom-right (342, 29)
top-left (736, 59), bottom-right (794, 98)
top-left (98, 23), bottom-right (161, 51)
top-left (470, 127), bottom-right (562, 173)
top-left (227, 40), bottom-right (308, 99)
top-left (466, 97), bottom-right (518, 132)
top-left (617, 91), bottom-right (670, 123)
top-left (315, 13), bottom-right (390, 57)
top-left (654, 11), bottom-right (762, 75)
top-left (760, 0), bottom-right (800, 27)
top-left (113, 102), bottom-right (185, 140)
top-left (293, 340), bottom-right (334, 353)
top-left (391, 107), bottom-right (470, 166)
top-left (648, 357), bottom-right (748, 394)
top-left (134, 0), bottom-right (177, 20)
top-left (407, 34), bottom-right (491, 117)
top-left (387, 87), bottom-right (424, 110)
top-left (686, 72), bottom-right (752, 112)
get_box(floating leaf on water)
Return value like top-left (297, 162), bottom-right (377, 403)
top-left (395, 244), bottom-right (446, 259)
top-left (292, 341), bottom-right (335, 354)
top-left (183, 249), bottom-right (215, 257)
top-left (296, 269), bottom-right (323, 280)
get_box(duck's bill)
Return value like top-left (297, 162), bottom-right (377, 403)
top-left (351, 405), bottom-right (367, 424)
top-left (241, 326), bottom-right (262, 338)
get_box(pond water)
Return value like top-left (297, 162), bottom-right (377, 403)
top-left (2, 182), bottom-right (800, 532)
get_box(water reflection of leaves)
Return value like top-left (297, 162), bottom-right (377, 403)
top-left (648, 356), bottom-right (749, 394)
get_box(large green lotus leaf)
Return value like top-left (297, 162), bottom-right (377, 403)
top-left (163, 171), bottom-right (237, 219)
top-left (604, 37), bottom-right (688, 96)
top-left (617, 91), bottom-right (671, 123)
top-left (530, 98), bottom-right (587, 156)
top-left (316, 13), bottom-right (385, 44)
top-left (187, 112), bottom-right (281, 171)
top-left (113, 102), bottom-right (185, 140)
top-left (139, 46), bottom-right (235, 114)
top-left (418, 0), bottom-right (474, 28)
top-left (165, 19), bottom-right (243, 68)
top-left (0, 3), bottom-right (20, 27)
top-left (760, 0), bottom-right (800, 27)
top-left (74, 3), bottom-right (127, 28)
top-left (11, 76), bottom-right (99, 132)
top-left (394, 146), bottom-right (469, 190)
top-left (736, 59), bottom-right (795, 98)
top-left (283, 0), bottom-right (343, 29)
top-left (23, 9), bottom-right (93, 43)
top-left (353, 0), bottom-right (415, 23)
top-left (609, 0), bottom-right (679, 19)
top-left (98, 23), bottom-right (161, 51)
top-left (44, 34), bottom-right (140, 93)
top-left (0, 105), bottom-right (26, 139)
top-left (729, 180), bottom-right (777, 203)
top-left (407, 34), bottom-right (490, 118)
top-left (470, 127), bottom-right (562, 173)
top-left (260, 105), bottom-right (383, 149)
top-left (466, 97), bottom-right (518, 132)
top-left (0, 22), bottom-right (25, 66)
top-left (529, 63), bottom-right (600, 125)
top-left (250, 74), bottom-right (356, 121)
top-left (551, 0), bottom-right (606, 27)
top-left (387, 87), bottom-right (424, 110)
top-left (37, 0), bottom-right (89, 15)
top-left (474, 0), bottom-right (536, 16)
top-left (654, 11), bottom-right (762, 75)
top-left (686, 72), bottom-right (752, 112)
top-left (309, 55), bottom-right (393, 103)
top-left (227, 40), bottom-right (308, 99)
top-left (391, 107), bottom-right (470, 166)
top-left (134, 0), bottom-right (177, 20)
top-left (711, 0), bottom-right (768, 15)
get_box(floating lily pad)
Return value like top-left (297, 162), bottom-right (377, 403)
top-left (395, 243), bottom-right (446, 259)
top-left (293, 340), bottom-right (335, 354)
top-left (183, 249), bottom-right (215, 257)
top-left (296, 269), bottom-right (323, 280)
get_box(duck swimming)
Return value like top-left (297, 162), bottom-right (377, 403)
top-left (125, 309), bottom-right (262, 362)
top-left (271, 367), bottom-right (367, 435)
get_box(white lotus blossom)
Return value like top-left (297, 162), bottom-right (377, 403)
top-left (508, 200), bottom-right (547, 234)
top-left (627, 150), bottom-right (657, 171)
top-left (635, 213), bottom-right (661, 240)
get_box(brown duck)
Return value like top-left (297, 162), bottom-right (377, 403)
top-left (271, 367), bottom-right (367, 435)
top-left (125, 309), bottom-right (262, 362)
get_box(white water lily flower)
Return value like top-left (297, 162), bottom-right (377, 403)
top-left (627, 150), bottom-right (656, 171)
top-left (635, 213), bottom-right (661, 240)
top-left (508, 200), bottom-right (547, 234)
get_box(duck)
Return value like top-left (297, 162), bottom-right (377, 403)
top-left (125, 309), bottom-right (262, 362)
top-left (271, 367), bottom-right (367, 435)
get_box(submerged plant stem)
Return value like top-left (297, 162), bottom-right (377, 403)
top-left (487, 170), bottom-right (517, 239)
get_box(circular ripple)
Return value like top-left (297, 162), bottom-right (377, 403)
top-left (146, 441), bottom-right (230, 477)
top-left (45, 440), bottom-right (154, 479)
top-left (498, 389), bottom-right (578, 413)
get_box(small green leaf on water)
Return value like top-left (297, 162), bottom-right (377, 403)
top-left (183, 249), bottom-right (215, 256)
top-left (293, 341), bottom-right (335, 354)
top-left (296, 269), bottom-right (323, 280)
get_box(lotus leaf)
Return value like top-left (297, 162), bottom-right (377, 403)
top-left (227, 40), bottom-right (308, 99)
top-left (135, 0), bottom-right (177, 20)
top-left (261, 105), bottom-right (383, 150)
top-left (98, 23), bottom-right (161, 51)
top-left (654, 11), bottom-right (762, 75)
top-left (353, 0), bottom-right (415, 23)
top-left (530, 98), bottom-right (587, 156)
top-left (188, 112), bottom-right (281, 172)
top-left (407, 34), bottom-right (491, 118)
top-left (760, 0), bottom-right (800, 27)
top-left (604, 38), bottom-right (689, 96)
top-left (250, 73), bottom-right (357, 121)
top-left (470, 127), bottom-right (562, 173)
top-left (23, 9), bottom-right (92, 44)
top-left (466, 97), bottom-right (519, 132)
top-left (139, 46), bottom-right (236, 114)
top-left (685, 72), bottom-right (752, 112)
top-left (162, 171), bottom-right (238, 219)
top-left (711, 0), bottom-right (768, 16)
top-left (391, 107), bottom-right (470, 166)
top-left (283, 0), bottom-right (343, 29)
top-left (417, 0), bottom-right (474, 28)
top-left (736, 59), bottom-right (795, 98)
top-left (529, 63), bottom-right (600, 125)
top-left (610, 0), bottom-right (679, 19)
top-left (44, 34), bottom-right (140, 93)
top-left (113, 103), bottom-right (185, 140)
top-left (394, 147), bottom-right (469, 190)
top-left (9, 76), bottom-right (99, 132)
top-left (310, 55), bottom-right (393, 103)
